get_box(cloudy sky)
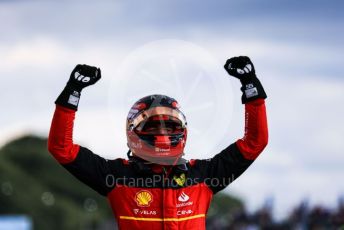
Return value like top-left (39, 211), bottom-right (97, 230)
top-left (1, 0), bottom-right (343, 220)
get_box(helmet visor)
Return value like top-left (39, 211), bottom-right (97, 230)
top-left (128, 106), bottom-right (187, 132)
top-left (136, 115), bottom-right (184, 135)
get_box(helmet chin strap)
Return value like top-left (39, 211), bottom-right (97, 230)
top-left (127, 148), bottom-right (188, 175)
top-left (127, 149), bottom-right (152, 164)
top-left (126, 148), bottom-right (131, 159)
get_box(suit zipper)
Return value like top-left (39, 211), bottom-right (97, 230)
top-left (162, 167), bottom-right (168, 230)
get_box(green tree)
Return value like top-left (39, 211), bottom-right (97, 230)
top-left (0, 135), bottom-right (113, 230)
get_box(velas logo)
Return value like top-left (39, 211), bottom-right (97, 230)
top-left (178, 192), bottom-right (189, 202)
top-left (135, 190), bottom-right (153, 207)
top-left (133, 209), bottom-right (157, 215)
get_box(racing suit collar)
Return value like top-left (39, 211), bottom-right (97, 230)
top-left (129, 156), bottom-right (188, 175)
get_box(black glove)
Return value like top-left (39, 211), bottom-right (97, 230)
top-left (55, 64), bottom-right (101, 110)
top-left (224, 56), bottom-right (267, 104)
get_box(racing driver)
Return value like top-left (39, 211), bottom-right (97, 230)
top-left (48, 56), bottom-right (268, 229)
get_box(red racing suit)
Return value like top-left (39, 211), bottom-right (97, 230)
top-left (48, 98), bottom-right (268, 230)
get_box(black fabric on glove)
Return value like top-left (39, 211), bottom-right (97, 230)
top-left (55, 64), bottom-right (101, 110)
top-left (224, 56), bottom-right (267, 104)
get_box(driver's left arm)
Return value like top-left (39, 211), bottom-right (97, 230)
top-left (190, 56), bottom-right (268, 194)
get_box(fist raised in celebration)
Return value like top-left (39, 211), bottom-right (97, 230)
top-left (224, 56), bottom-right (267, 104)
top-left (68, 64), bottom-right (101, 90)
top-left (224, 56), bottom-right (255, 80)
top-left (55, 64), bottom-right (101, 110)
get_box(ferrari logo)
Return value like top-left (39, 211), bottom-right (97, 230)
top-left (173, 173), bottom-right (186, 186)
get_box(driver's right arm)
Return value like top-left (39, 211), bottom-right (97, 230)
top-left (47, 65), bottom-right (118, 196)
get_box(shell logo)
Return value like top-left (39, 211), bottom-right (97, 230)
top-left (135, 190), bottom-right (153, 207)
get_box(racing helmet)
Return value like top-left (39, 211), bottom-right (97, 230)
top-left (126, 95), bottom-right (187, 165)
